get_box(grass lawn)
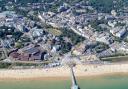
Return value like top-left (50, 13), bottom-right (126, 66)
top-left (47, 28), bottom-right (62, 36)
top-left (101, 55), bottom-right (128, 62)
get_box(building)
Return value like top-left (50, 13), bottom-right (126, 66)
top-left (108, 21), bottom-right (117, 28)
top-left (72, 43), bottom-right (86, 55)
top-left (110, 26), bottom-right (127, 38)
top-left (95, 32), bottom-right (113, 44)
top-left (30, 52), bottom-right (46, 61)
top-left (24, 47), bottom-right (40, 55)
top-left (111, 10), bottom-right (117, 17)
top-left (30, 27), bottom-right (44, 37)
top-left (9, 47), bottom-right (46, 61)
top-left (9, 52), bottom-right (20, 60)
top-left (110, 42), bottom-right (128, 53)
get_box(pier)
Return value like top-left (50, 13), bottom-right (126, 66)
top-left (61, 53), bottom-right (80, 89)
top-left (70, 67), bottom-right (79, 89)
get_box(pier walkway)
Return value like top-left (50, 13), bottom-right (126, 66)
top-left (70, 67), bottom-right (79, 89)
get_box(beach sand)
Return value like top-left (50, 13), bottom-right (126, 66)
top-left (0, 63), bottom-right (128, 79)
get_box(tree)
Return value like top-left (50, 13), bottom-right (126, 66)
top-left (12, 31), bottom-right (23, 41)
top-left (61, 42), bottom-right (72, 54)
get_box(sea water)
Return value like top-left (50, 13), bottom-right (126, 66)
top-left (0, 74), bottom-right (128, 89)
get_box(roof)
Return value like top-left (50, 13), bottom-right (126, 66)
top-left (30, 52), bottom-right (46, 60)
top-left (9, 52), bottom-right (20, 58)
top-left (19, 54), bottom-right (29, 61)
top-left (24, 47), bottom-right (40, 55)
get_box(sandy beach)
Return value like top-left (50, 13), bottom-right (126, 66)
top-left (0, 63), bottom-right (128, 79)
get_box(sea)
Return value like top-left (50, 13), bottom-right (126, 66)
top-left (0, 74), bottom-right (128, 89)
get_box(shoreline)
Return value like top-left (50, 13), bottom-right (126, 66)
top-left (0, 64), bottom-right (128, 80)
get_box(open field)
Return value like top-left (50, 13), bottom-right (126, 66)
top-left (47, 28), bottom-right (62, 36)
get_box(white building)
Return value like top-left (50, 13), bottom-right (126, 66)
top-left (15, 24), bottom-right (24, 31)
top-left (110, 42), bottom-right (128, 53)
top-left (31, 28), bottom-right (44, 37)
top-left (95, 32), bottom-right (112, 44)
top-left (108, 21), bottom-right (117, 28)
top-left (111, 10), bottom-right (117, 17)
top-left (110, 26), bottom-right (126, 38)
top-left (96, 36), bottom-right (110, 44)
